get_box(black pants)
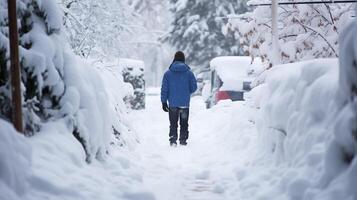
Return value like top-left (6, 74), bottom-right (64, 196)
top-left (169, 107), bottom-right (189, 143)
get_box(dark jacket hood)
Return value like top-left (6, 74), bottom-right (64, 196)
top-left (169, 61), bottom-right (190, 72)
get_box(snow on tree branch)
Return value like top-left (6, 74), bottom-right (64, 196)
top-left (225, 2), bottom-right (355, 64)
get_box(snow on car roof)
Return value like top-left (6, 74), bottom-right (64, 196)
top-left (210, 56), bottom-right (253, 79)
top-left (210, 56), bottom-right (252, 75)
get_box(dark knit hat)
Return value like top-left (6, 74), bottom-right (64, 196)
top-left (174, 51), bottom-right (185, 62)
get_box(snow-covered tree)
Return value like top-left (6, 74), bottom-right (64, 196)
top-left (225, 1), bottom-right (354, 65)
top-left (1, 0), bottom-right (66, 133)
top-left (126, 0), bottom-right (173, 87)
top-left (61, 0), bottom-right (173, 87)
top-left (61, 0), bottom-right (138, 61)
top-left (0, 0), bottom-right (133, 163)
top-left (164, 0), bottom-right (249, 70)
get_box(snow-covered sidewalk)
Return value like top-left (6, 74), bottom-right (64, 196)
top-left (129, 94), bottom-right (260, 200)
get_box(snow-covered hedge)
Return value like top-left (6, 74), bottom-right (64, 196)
top-left (0, 120), bottom-right (31, 200)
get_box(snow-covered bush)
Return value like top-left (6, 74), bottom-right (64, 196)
top-left (120, 59), bottom-right (145, 110)
top-left (225, 1), bottom-right (354, 65)
top-left (0, 0), bottom-right (133, 163)
top-left (94, 61), bottom-right (139, 148)
top-left (0, 120), bottom-right (31, 200)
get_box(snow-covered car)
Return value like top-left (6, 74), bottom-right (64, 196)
top-left (205, 56), bottom-right (262, 108)
top-left (120, 58), bottom-right (146, 110)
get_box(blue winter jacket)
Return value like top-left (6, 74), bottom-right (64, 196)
top-left (161, 61), bottom-right (197, 108)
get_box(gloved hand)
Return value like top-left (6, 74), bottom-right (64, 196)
top-left (162, 103), bottom-right (169, 112)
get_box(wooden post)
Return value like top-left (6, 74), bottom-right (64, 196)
top-left (271, 0), bottom-right (280, 65)
top-left (8, 0), bottom-right (23, 133)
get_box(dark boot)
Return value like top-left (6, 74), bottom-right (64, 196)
top-left (170, 141), bottom-right (177, 147)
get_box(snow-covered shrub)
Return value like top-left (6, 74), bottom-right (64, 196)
top-left (121, 59), bottom-right (145, 110)
top-left (93, 61), bottom-right (139, 148)
top-left (0, 119), bottom-right (31, 200)
top-left (225, 1), bottom-right (354, 65)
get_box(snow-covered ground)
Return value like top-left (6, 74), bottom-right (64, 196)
top-left (128, 91), bottom-right (259, 200)
top-left (3, 59), bottom-right (356, 200)
top-left (2, 57), bottom-right (356, 200)
top-left (1, 90), bottom-right (260, 200)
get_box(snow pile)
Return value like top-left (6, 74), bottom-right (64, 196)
top-left (317, 12), bottom-right (357, 199)
top-left (251, 56), bottom-right (355, 199)
top-left (0, 120), bottom-right (31, 200)
top-left (256, 59), bottom-right (338, 163)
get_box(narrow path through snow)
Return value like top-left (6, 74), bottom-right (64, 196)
top-left (129, 93), bottom-right (259, 200)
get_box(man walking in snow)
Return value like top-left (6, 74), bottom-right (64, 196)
top-left (161, 51), bottom-right (197, 146)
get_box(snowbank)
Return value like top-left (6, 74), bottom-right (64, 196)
top-left (318, 12), bottom-right (357, 199)
top-left (256, 59), bottom-right (338, 163)
top-left (0, 120), bottom-right (31, 200)
top-left (257, 59), bottom-right (338, 199)
top-left (252, 56), bottom-right (355, 199)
